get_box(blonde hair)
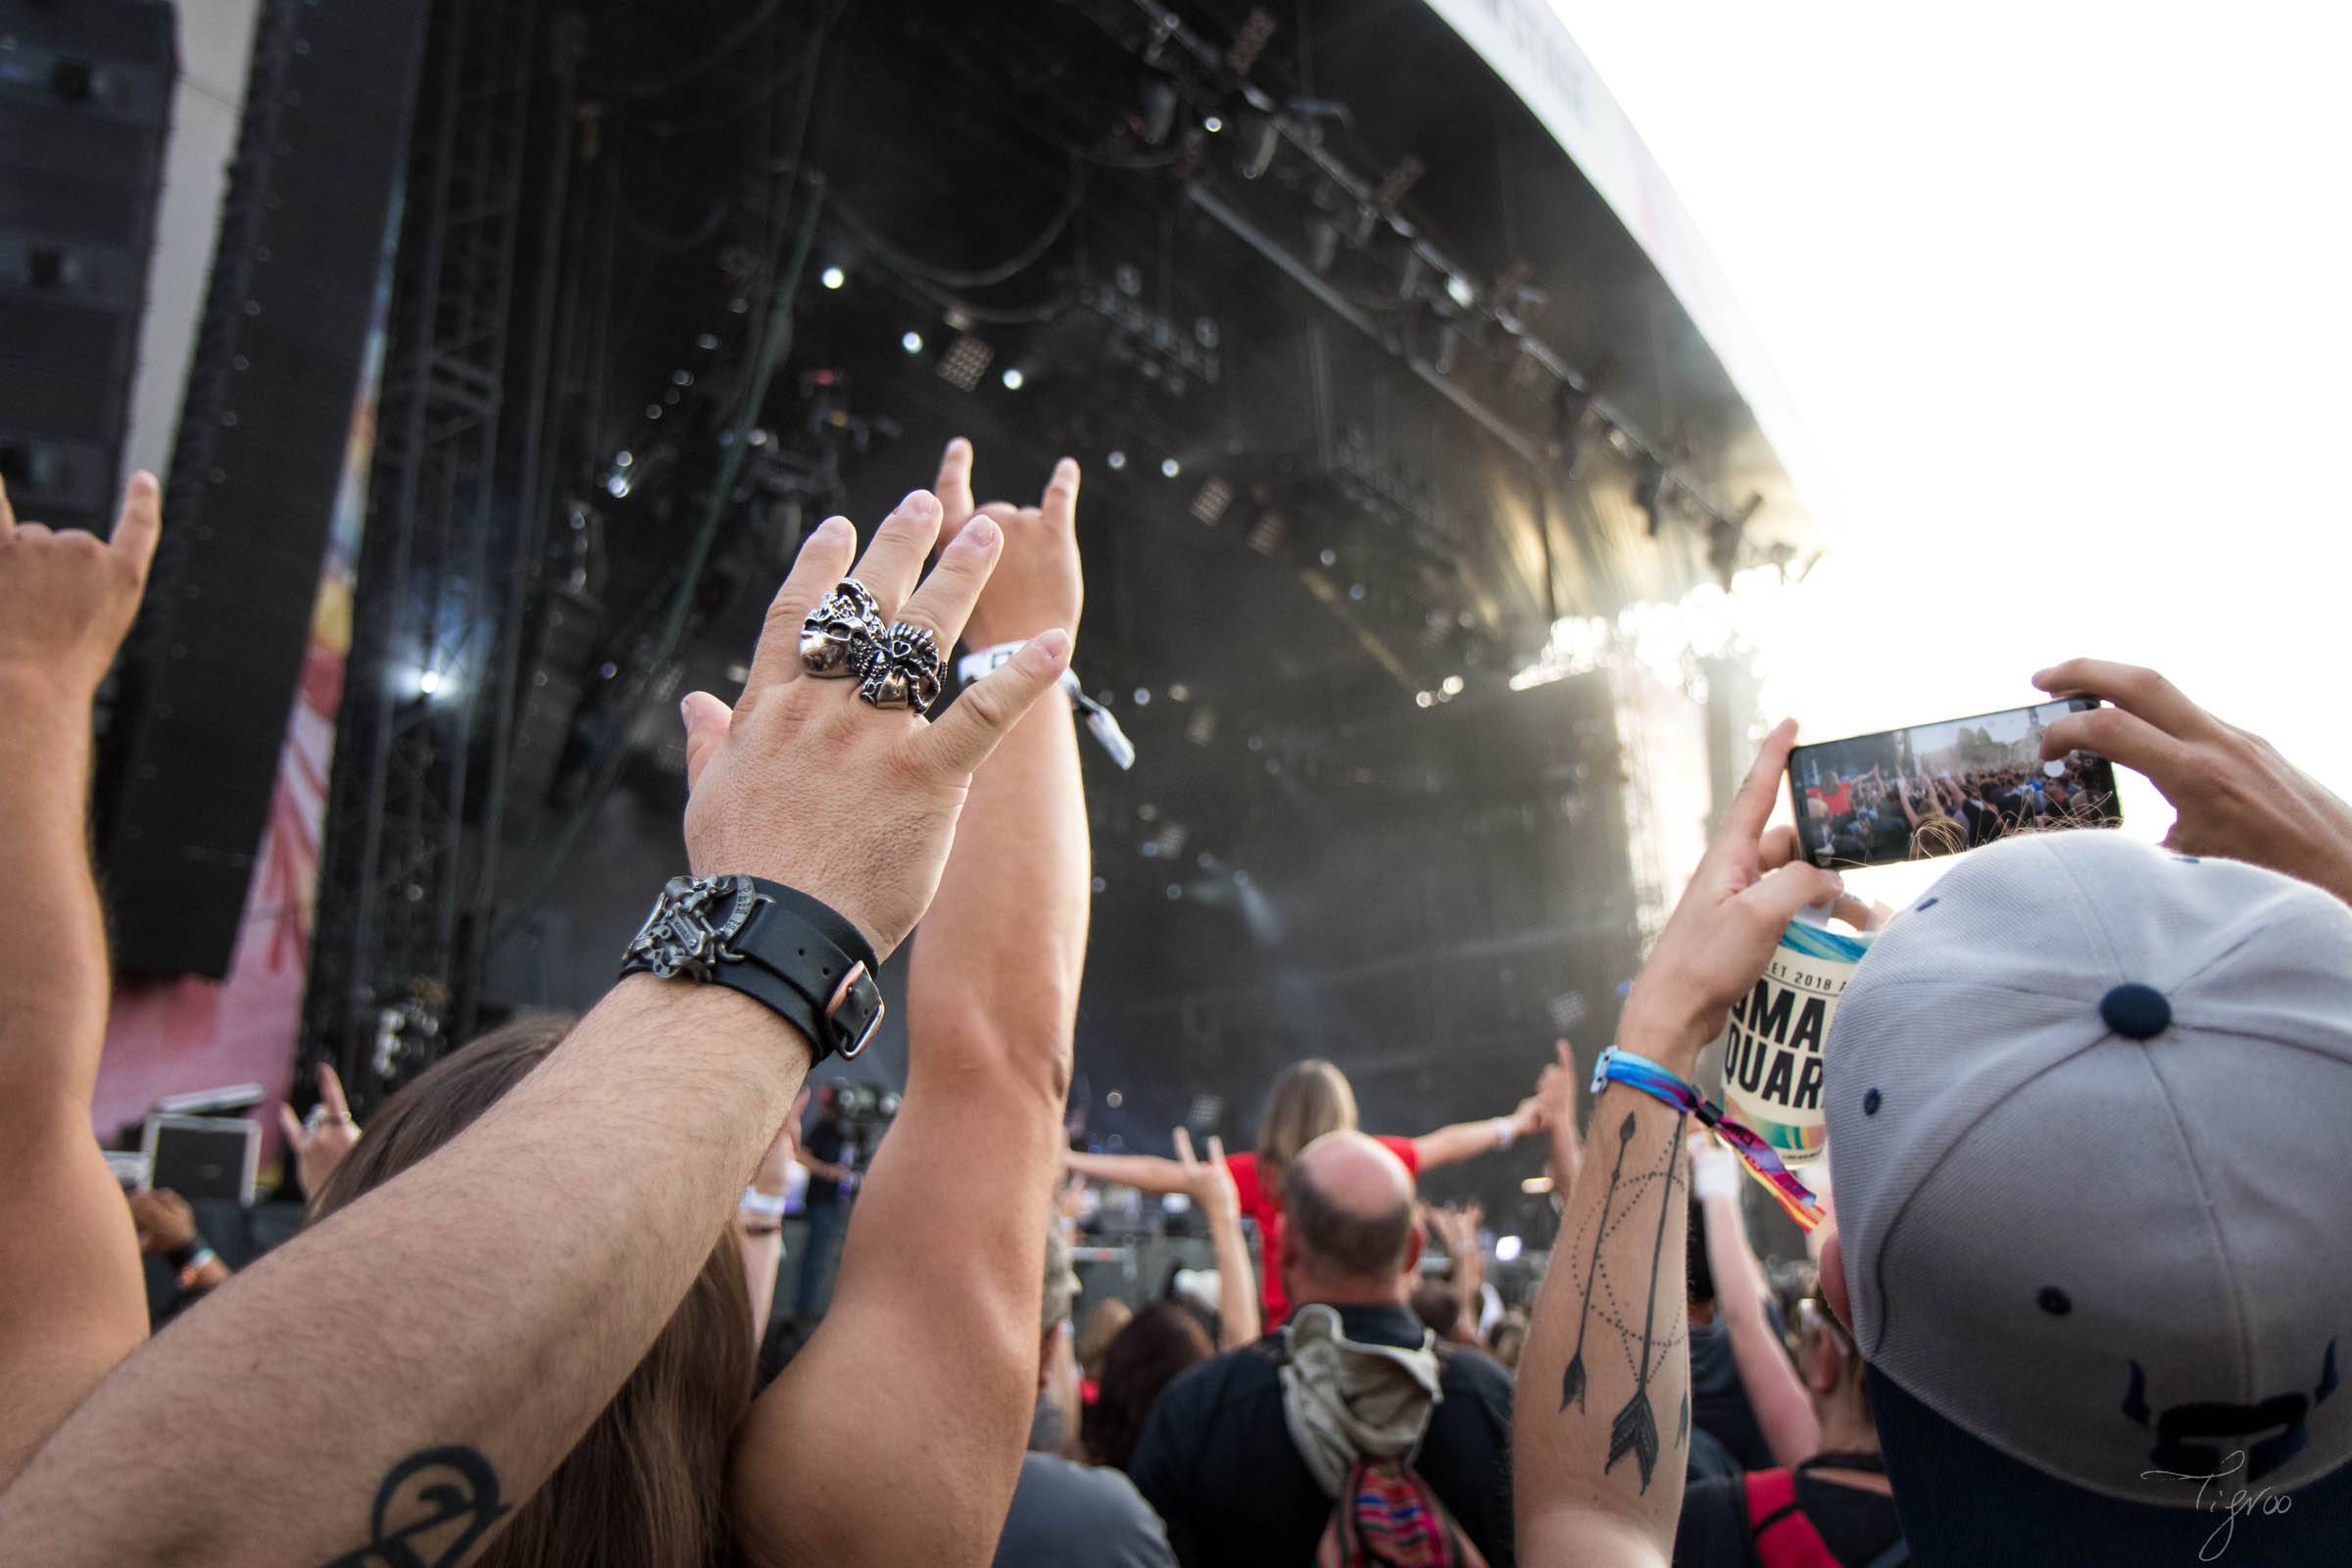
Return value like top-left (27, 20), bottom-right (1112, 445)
top-left (1255, 1059), bottom-right (1358, 1183)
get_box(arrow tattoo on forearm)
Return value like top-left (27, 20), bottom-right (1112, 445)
top-left (1607, 1119), bottom-right (1686, 1492)
top-left (1560, 1108), bottom-right (1639, 1413)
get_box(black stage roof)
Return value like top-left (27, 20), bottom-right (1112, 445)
top-left (473, 0), bottom-right (1816, 1217)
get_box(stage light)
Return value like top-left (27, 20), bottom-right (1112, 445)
top-left (1441, 674), bottom-right (1465, 697)
top-left (645, 405), bottom-right (662, 419)
top-left (901, 330), bottom-right (923, 353)
top-left (1106, 449), bottom-right (1128, 470)
top-left (1106, 1090), bottom-right (1124, 1108)
top-left (1415, 691), bottom-right (1435, 709)
top-left (1494, 1235), bottom-right (1524, 1263)
top-left (614, 450), bottom-right (634, 467)
top-left (1160, 457), bottom-right (1181, 478)
top-left (671, 369), bottom-right (692, 387)
top-left (1318, 547), bottom-right (1337, 566)
top-left (416, 669), bottom-right (443, 697)
top-left (819, 266), bottom-right (846, 290)
top-left (605, 474), bottom-right (630, 498)
top-left (939, 332), bottom-right (993, 391)
top-left (1203, 115), bottom-right (1225, 133)
top-left (1348, 582), bottom-right (1366, 602)
top-left (1132, 688), bottom-right (1152, 707)
top-left (695, 332), bottom-right (718, 350)
top-left (1445, 273), bottom-right (1477, 310)
top-left (1001, 367), bottom-right (1025, 390)
top-left (1189, 477), bottom-right (1232, 524)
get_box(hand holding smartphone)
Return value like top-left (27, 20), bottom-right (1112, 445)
top-left (1788, 698), bottom-right (2123, 870)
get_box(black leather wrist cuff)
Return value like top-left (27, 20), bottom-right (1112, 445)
top-left (618, 875), bottom-right (886, 1062)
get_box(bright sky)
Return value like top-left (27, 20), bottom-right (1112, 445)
top-left (1547, 3), bottom-right (2352, 906)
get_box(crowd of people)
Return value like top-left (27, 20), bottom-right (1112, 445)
top-left (2, 442), bottom-right (2350, 1566)
top-left (1802, 755), bottom-right (2120, 866)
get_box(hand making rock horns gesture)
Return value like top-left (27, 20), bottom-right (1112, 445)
top-left (673, 490), bottom-right (1072, 958)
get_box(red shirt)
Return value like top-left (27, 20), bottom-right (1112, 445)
top-left (1224, 1134), bottom-right (1421, 1328)
top-left (1818, 778), bottom-right (1853, 814)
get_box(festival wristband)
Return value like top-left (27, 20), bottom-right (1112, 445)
top-left (166, 1236), bottom-right (209, 1272)
top-left (175, 1248), bottom-right (220, 1290)
top-left (957, 641), bottom-right (1136, 770)
top-left (740, 1187), bottom-right (788, 1219)
top-left (1590, 1045), bottom-right (1826, 1231)
top-left (1488, 1116), bottom-right (1518, 1152)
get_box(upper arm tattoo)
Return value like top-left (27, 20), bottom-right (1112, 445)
top-left (317, 1446), bottom-right (510, 1568)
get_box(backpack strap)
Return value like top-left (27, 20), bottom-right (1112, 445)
top-left (1742, 1469), bottom-right (1841, 1568)
top-left (1856, 1542), bottom-right (1911, 1568)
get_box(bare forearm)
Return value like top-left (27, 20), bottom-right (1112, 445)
top-left (734, 683), bottom-right (1092, 1563)
top-left (1062, 1152), bottom-right (1187, 1194)
top-left (1515, 1085), bottom-right (1690, 1566)
top-left (1206, 1209), bottom-right (1261, 1348)
top-left (1413, 1116), bottom-right (1513, 1171)
top-left (0, 685), bottom-right (109, 1116)
top-left (0, 978), bottom-right (808, 1566)
top-left (1700, 1191), bottom-right (1816, 1466)
top-left (906, 693), bottom-right (1089, 1102)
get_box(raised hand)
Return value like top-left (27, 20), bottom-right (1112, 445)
top-left (276, 1063), bottom-right (362, 1200)
top-left (1171, 1126), bottom-right (1241, 1228)
top-left (1759, 826), bottom-right (1893, 932)
top-left (0, 471), bottom-right (161, 703)
top-left (675, 491), bottom-right (1072, 957)
top-left (1620, 721), bottom-right (1843, 1074)
top-left (2034, 658), bottom-right (2352, 905)
top-left (126, 1189), bottom-right (196, 1255)
top-left (932, 437), bottom-right (1083, 648)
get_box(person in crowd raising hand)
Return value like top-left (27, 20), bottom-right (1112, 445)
top-left (1515, 719), bottom-right (1840, 1566)
top-left (2034, 658), bottom-right (2352, 905)
top-left (276, 1062), bottom-right (363, 1205)
top-left (1170, 1127), bottom-right (1260, 1348)
top-left (0, 472), bottom-right (164, 1490)
top-left (0, 483), bottom-right (1074, 1567)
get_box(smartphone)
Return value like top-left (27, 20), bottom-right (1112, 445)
top-left (1788, 698), bottom-right (2123, 870)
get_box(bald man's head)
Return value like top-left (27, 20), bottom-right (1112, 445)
top-left (1283, 1130), bottom-right (1417, 1285)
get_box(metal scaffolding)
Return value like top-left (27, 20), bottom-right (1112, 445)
top-left (303, 0), bottom-right (562, 1109)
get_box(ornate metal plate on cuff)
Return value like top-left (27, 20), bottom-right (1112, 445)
top-left (621, 873), bottom-right (764, 981)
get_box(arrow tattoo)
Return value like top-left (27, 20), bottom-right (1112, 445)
top-left (1560, 1109), bottom-right (1640, 1413)
top-left (1606, 1120), bottom-right (1685, 1492)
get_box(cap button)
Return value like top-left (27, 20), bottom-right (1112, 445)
top-left (2099, 982), bottom-right (2173, 1040)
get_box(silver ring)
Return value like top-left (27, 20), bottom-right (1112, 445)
top-left (856, 622), bottom-right (945, 710)
top-left (800, 578), bottom-right (886, 678)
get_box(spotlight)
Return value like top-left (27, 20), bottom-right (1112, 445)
top-left (1160, 458), bottom-right (1181, 478)
top-left (1494, 1235), bottom-right (1524, 1263)
top-left (416, 669), bottom-right (443, 697)
top-left (1106, 450), bottom-right (1128, 470)
top-left (819, 266), bottom-right (846, 290)
top-left (1444, 273), bottom-right (1477, 310)
top-left (1441, 674), bottom-right (1465, 697)
top-left (670, 369), bottom-right (693, 387)
top-left (1318, 548), bottom-right (1337, 566)
top-left (613, 450), bottom-right (633, 468)
top-left (605, 474), bottom-right (630, 498)
top-left (1001, 368), bottom-right (1025, 390)
top-left (1203, 115), bottom-right (1225, 133)
top-left (901, 330), bottom-right (924, 353)
top-left (1415, 691), bottom-right (1435, 709)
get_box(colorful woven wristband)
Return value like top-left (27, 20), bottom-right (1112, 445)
top-left (1590, 1044), bottom-right (1826, 1231)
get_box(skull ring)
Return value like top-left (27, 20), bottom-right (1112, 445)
top-left (799, 579), bottom-right (886, 678)
top-left (856, 622), bottom-right (945, 710)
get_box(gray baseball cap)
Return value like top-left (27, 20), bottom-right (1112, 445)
top-left (1825, 830), bottom-right (2352, 1564)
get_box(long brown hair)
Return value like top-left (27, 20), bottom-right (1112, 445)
top-left (1254, 1059), bottom-right (1358, 1186)
top-left (1086, 1302), bottom-right (1214, 1472)
top-left (310, 1015), bottom-right (754, 1568)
